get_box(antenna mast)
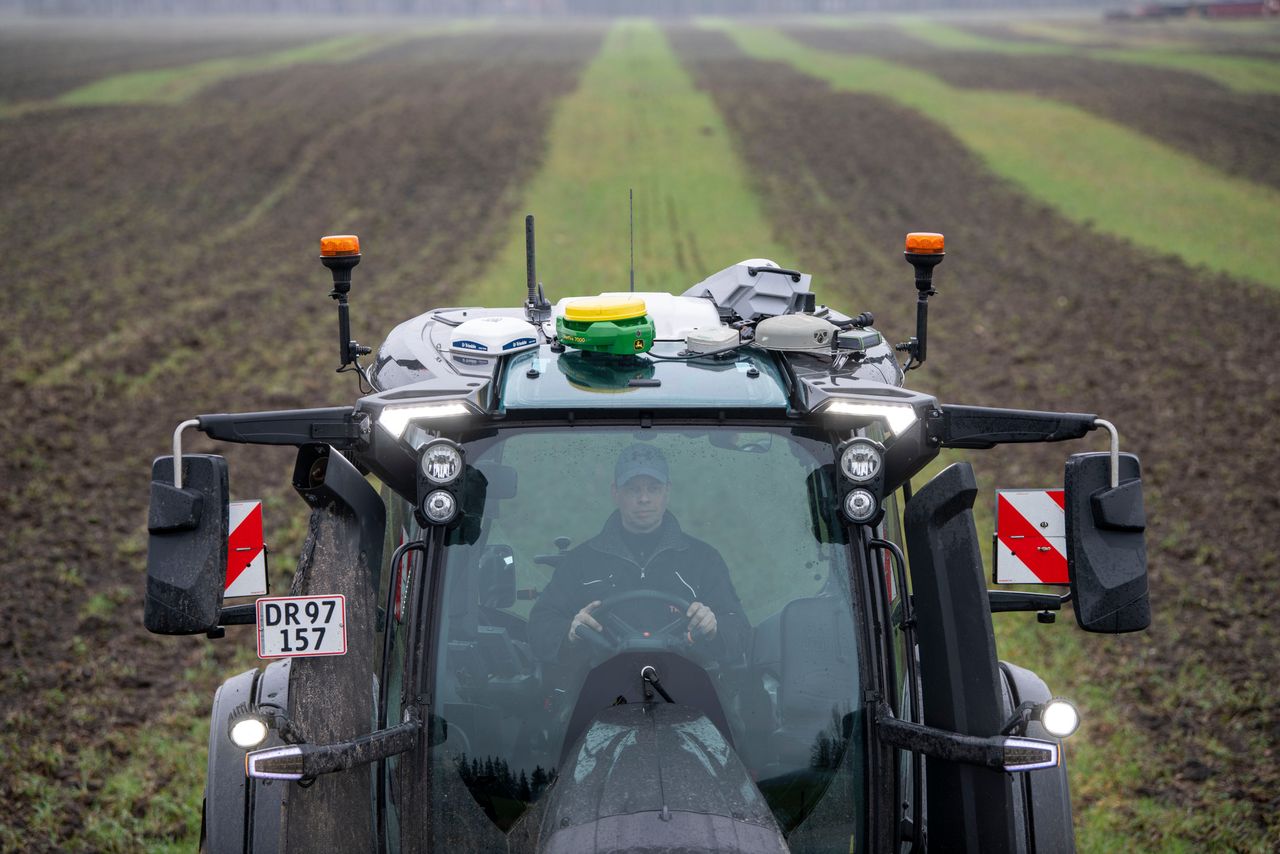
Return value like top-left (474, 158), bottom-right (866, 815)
top-left (629, 188), bottom-right (635, 293)
top-left (524, 214), bottom-right (551, 322)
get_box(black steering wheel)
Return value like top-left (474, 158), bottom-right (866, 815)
top-left (574, 590), bottom-right (694, 656)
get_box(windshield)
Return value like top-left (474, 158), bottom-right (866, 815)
top-left (426, 425), bottom-right (865, 851)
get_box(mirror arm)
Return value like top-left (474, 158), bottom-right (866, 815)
top-left (171, 419), bottom-right (201, 488)
top-left (987, 590), bottom-right (1069, 614)
top-left (196, 407), bottom-right (364, 448)
top-left (1093, 418), bottom-right (1120, 488)
top-left (929, 405), bottom-right (1098, 449)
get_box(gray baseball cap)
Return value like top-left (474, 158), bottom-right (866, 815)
top-left (614, 444), bottom-right (669, 486)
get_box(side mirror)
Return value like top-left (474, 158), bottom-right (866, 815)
top-left (1065, 452), bottom-right (1150, 633)
top-left (144, 454), bottom-right (229, 635)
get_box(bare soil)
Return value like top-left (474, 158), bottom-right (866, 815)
top-left (669, 26), bottom-right (1280, 844)
top-left (0, 30), bottom-right (321, 103)
top-left (788, 25), bottom-right (1280, 191)
top-left (967, 19), bottom-right (1280, 59)
top-left (0, 29), bottom-right (599, 849)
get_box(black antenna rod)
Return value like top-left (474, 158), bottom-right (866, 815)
top-left (629, 188), bottom-right (635, 293)
top-left (524, 214), bottom-right (551, 322)
top-left (526, 214), bottom-right (537, 307)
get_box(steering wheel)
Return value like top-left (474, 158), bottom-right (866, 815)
top-left (574, 590), bottom-right (694, 656)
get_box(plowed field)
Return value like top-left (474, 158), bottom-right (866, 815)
top-left (0, 23), bottom-right (318, 103)
top-left (788, 26), bottom-right (1280, 190)
top-left (669, 26), bottom-right (1280, 847)
top-left (0, 29), bottom-right (599, 850)
top-left (4, 16), bottom-right (1278, 853)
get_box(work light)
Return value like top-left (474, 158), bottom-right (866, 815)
top-left (844, 489), bottom-right (878, 523)
top-left (229, 716), bottom-right (269, 750)
top-left (420, 440), bottom-right (463, 486)
top-left (378, 401), bottom-right (472, 439)
top-left (840, 438), bottom-right (883, 483)
top-left (1040, 699), bottom-right (1080, 739)
top-left (422, 490), bottom-right (458, 525)
top-left (823, 399), bottom-right (917, 436)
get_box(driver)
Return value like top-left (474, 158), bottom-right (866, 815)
top-left (528, 443), bottom-right (749, 665)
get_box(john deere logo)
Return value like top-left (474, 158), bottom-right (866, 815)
top-left (633, 338), bottom-right (645, 351)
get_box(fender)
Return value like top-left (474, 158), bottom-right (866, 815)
top-left (204, 668), bottom-right (256, 854)
top-left (1001, 662), bottom-right (1075, 853)
top-left (204, 660), bottom-right (291, 854)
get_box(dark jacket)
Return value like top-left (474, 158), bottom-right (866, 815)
top-left (528, 511), bottom-right (750, 665)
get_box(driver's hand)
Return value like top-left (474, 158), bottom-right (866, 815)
top-left (567, 601), bottom-right (603, 644)
top-left (687, 602), bottom-right (717, 640)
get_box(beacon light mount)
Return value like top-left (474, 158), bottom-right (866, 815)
top-left (896, 231), bottom-right (945, 372)
top-left (320, 234), bottom-right (373, 373)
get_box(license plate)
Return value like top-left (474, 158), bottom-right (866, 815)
top-left (256, 595), bottom-right (347, 659)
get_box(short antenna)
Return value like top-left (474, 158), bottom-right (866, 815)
top-left (524, 214), bottom-right (551, 322)
top-left (629, 188), bottom-right (635, 293)
top-left (526, 214), bottom-right (537, 306)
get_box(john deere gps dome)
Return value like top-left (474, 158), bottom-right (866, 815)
top-left (556, 296), bottom-right (655, 355)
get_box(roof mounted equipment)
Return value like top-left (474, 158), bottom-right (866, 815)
top-left (682, 258), bottom-right (814, 322)
top-left (524, 214), bottom-right (552, 323)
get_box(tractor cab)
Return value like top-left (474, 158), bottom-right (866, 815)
top-left (143, 223), bottom-right (1150, 853)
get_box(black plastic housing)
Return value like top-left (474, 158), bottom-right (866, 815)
top-left (904, 462), bottom-right (1018, 851)
top-left (932, 405), bottom-right (1097, 449)
top-left (144, 454), bottom-right (228, 635)
top-left (1065, 452), bottom-right (1151, 633)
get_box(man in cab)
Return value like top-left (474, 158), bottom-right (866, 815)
top-left (528, 443), bottom-right (750, 667)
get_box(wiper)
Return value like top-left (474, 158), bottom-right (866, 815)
top-left (640, 665), bottom-right (674, 704)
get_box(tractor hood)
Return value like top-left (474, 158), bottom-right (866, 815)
top-left (537, 703), bottom-right (788, 854)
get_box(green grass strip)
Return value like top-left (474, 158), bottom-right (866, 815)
top-left (468, 19), bottom-right (791, 306)
top-left (1011, 17), bottom-right (1280, 50)
top-left (0, 21), bottom-right (493, 119)
top-left (719, 23), bottom-right (1280, 290)
top-left (899, 21), bottom-right (1280, 95)
top-left (54, 34), bottom-right (388, 106)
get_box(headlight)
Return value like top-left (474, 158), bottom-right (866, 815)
top-left (844, 488), bottom-right (878, 523)
top-left (229, 717), bottom-right (269, 749)
top-left (824, 399), bottom-right (917, 436)
top-left (1040, 699), bottom-right (1080, 739)
top-left (422, 490), bottom-right (458, 524)
top-left (378, 401), bottom-right (472, 439)
top-left (420, 440), bottom-right (463, 485)
top-left (840, 438), bottom-right (883, 483)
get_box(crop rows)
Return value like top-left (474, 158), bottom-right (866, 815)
top-left (668, 25), bottom-right (1279, 848)
top-left (2, 15), bottom-right (1277, 851)
top-left (788, 24), bottom-right (1280, 191)
top-left (0, 29), bottom-right (599, 849)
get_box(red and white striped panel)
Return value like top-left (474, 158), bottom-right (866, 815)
top-left (994, 489), bottom-right (1068, 584)
top-left (225, 500), bottom-right (268, 598)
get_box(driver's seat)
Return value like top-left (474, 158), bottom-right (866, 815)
top-left (773, 596), bottom-right (858, 768)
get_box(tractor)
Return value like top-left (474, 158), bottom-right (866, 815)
top-left (143, 219), bottom-right (1149, 852)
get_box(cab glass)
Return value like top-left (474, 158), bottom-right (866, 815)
top-left (421, 425), bottom-right (866, 852)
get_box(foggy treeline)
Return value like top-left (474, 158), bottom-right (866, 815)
top-left (12, 0), bottom-right (1117, 16)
